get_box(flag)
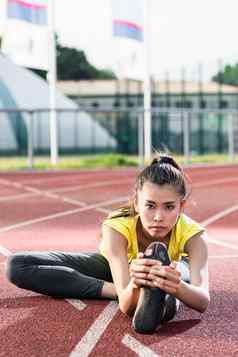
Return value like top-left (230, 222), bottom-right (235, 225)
top-left (111, 0), bottom-right (144, 79)
top-left (112, 0), bottom-right (144, 42)
top-left (2, 0), bottom-right (49, 70)
top-left (7, 0), bottom-right (47, 25)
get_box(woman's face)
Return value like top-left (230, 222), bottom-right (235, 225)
top-left (134, 181), bottom-right (185, 241)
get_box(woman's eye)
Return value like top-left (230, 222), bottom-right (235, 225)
top-left (146, 203), bottom-right (154, 209)
top-left (166, 205), bottom-right (175, 210)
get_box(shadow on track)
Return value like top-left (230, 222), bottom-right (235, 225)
top-left (158, 318), bottom-right (201, 336)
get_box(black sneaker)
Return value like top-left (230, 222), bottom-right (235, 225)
top-left (161, 294), bottom-right (180, 323)
top-left (132, 242), bottom-right (170, 334)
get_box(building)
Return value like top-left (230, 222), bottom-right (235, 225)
top-left (56, 79), bottom-right (238, 155)
top-left (56, 79), bottom-right (238, 110)
top-left (0, 54), bottom-right (116, 154)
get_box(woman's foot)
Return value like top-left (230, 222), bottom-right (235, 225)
top-left (132, 242), bottom-right (170, 334)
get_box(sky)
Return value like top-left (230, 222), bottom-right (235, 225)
top-left (1, 0), bottom-right (238, 81)
top-left (54, 0), bottom-right (238, 81)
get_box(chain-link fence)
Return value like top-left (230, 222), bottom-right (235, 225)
top-left (0, 108), bottom-right (237, 166)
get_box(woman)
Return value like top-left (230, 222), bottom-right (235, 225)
top-left (6, 154), bottom-right (210, 334)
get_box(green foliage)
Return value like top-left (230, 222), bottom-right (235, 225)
top-left (78, 154), bottom-right (137, 168)
top-left (212, 63), bottom-right (238, 86)
top-left (56, 43), bottom-right (115, 80)
top-left (30, 35), bottom-right (116, 80)
top-left (29, 68), bottom-right (47, 80)
top-left (0, 154), bottom-right (237, 171)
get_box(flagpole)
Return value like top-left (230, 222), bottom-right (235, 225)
top-left (48, 0), bottom-right (58, 166)
top-left (0, 0), bottom-right (8, 50)
top-left (143, 0), bottom-right (152, 162)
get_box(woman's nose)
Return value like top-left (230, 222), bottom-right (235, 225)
top-left (153, 211), bottom-right (163, 221)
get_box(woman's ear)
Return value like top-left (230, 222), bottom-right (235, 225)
top-left (180, 198), bottom-right (186, 212)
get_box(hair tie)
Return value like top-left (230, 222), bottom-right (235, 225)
top-left (150, 154), bottom-right (182, 172)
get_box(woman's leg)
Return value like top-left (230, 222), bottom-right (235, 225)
top-left (6, 251), bottom-right (114, 299)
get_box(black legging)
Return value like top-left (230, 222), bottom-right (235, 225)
top-left (6, 251), bottom-right (190, 300)
top-left (6, 251), bottom-right (113, 299)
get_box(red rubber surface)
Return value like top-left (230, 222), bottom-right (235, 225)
top-left (0, 165), bottom-right (238, 356)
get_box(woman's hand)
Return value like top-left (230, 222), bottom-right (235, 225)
top-left (148, 261), bottom-right (181, 294)
top-left (129, 252), bottom-right (162, 288)
top-left (130, 254), bottom-right (181, 294)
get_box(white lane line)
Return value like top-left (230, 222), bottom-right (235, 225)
top-left (193, 177), bottom-right (238, 188)
top-left (201, 204), bottom-right (238, 251)
top-left (0, 178), bottom-right (129, 212)
top-left (0, 175), bottom-right (232, 193)
top-left (0, 196), bottom-right (129, 234)
top-left (0, 180), bottom-right (112, 210)
top-left (0, 178), bottom-right (69, 202)
top-left (0, 193), bottom-right (37, 202)
top-left (0, 245), bottom-right (11, 256)
top-left (0, 177), bottom-right (89, 207)
top-left (209, 255), bottom-right (238, 259)
top-left (50, 178), bottom-right (133, 194)
top-left (122, 334), bottom-right (159, 357)
top-left (0, 178), bottom-right (25, 188)
top-left (201, 203), bottom-right (238, 227)
top-left (207, 239), bottom-right (238, 251)
top-left (96, 207), bottom-right (111, 214)
top-left (66, 299), bottom-right (87, 311)
top-left (0, 175), bottom-right (236, 205)
top-left (0, 197), bottom-right (237, 254)
top-left (0, 208), bottom-right (85, 234)
top-left (60, 197), bottom-right (87, 206)
top-left (0, 178), bottom-right (86, 205)
top-left (0, 245), bottom-right (87, 315)
top-left (69, 301), bottom-right (118, 357)
top-left (0, 177), bottom-right (132, 198)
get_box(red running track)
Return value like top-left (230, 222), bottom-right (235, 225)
top-left (0, 165), bottom-right (238, 357)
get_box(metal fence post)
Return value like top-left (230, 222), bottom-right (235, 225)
top-left (138, 111), bottom-right (144, 167)
top-left (183, 111), bottom-right (190, 163)
top-left (228, 113), bottom-right (234, 162)
top-left (27, 111), bottom-right (34, 169)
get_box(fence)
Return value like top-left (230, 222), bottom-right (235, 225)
top-left (0, 108), bottom-right (237, 167)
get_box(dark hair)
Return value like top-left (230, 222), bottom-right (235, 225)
top-left (136, 154), bottom-right (187, 198)
top-left (107, 154), bottom-right (188, 219)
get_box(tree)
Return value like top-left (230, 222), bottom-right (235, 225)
top-left (212, 63), bottom-right (238, 86)
top-left (56, 42), bottom-right (116, 80)
top-left (30, 37), bottom-right (116, 80)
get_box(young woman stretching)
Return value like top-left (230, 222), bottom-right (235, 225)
top-left (6, 154), bottom-right (210, 334)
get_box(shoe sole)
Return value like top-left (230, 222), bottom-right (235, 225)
top-left (132, 242), bottom-right (170, 334)
top-left (162, 294), bottom-right (180, 323)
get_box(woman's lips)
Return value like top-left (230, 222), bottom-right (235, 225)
top-left (149, 226), bottom-right (166, 230)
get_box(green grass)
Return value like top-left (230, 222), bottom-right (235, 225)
top-left (0, 153), bottom-right (237, 171)
top-left (176, 153), bottom-right (238, 165)
top-left (0, 154), bottom-right (138, 171)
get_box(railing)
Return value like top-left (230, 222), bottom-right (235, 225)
top-left (0, 108), bottom-right (237, 167)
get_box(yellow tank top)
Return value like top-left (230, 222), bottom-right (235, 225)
top-left (100, 213), bottom-right (204, 262)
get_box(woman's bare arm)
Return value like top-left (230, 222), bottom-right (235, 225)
top-left (101, 225), bottom-right (140, 315)
top-left (175, 232), bottom-right (210, 312)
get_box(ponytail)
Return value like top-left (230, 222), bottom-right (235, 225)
top-left (136, 154), bottom-right (188, 199)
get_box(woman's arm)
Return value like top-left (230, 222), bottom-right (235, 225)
top-left (175, 232), bottom-right (210, 312)
top-left (147, 232), bottom-right (210, 313)
top-left (101, 225), bottom-right (140, 315)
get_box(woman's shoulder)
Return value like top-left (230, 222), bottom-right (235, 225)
top-left (171, 214), bottom-right (205, 256)
top-left (178, 213), bottom-right (203, 228)
top-left (103, 210), bottom-right (138, 234)
top-left (176, 213), bottom-right (205, 235)
top-left (104, 210), bottom-right (136, 223)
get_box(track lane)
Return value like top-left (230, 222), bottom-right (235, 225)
top-left (0, 269), bottom-right (114, 357)
top-left (0, 166), bottom-right (238, 357)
